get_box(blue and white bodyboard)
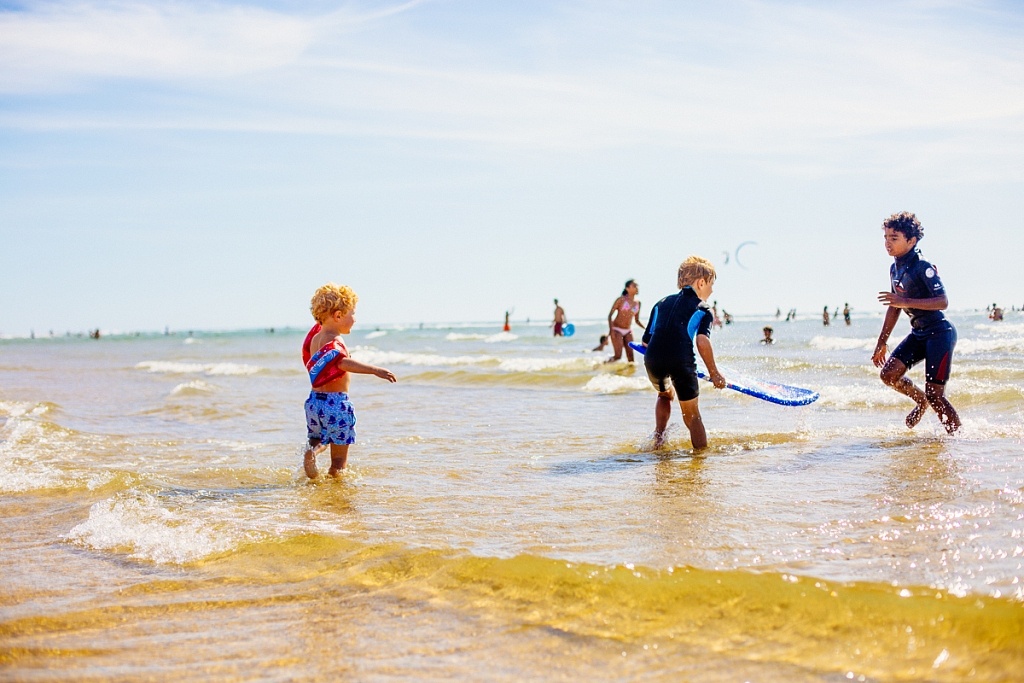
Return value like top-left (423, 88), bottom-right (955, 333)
top-left (628, 342), bottom-right (819, 406)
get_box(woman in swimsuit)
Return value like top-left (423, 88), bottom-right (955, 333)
top-left (606, 279), bottom-right (645, 362)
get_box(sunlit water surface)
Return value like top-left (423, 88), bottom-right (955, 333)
top-left (2, 313), bottom-right (1022, 681)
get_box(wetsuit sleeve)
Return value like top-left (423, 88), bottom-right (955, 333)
top-left (687, 308), bottom-right (712, 341)
top-left (642, 302), bottom-right (659, 345)
top-left (915, 260), bottom-right (946, 298)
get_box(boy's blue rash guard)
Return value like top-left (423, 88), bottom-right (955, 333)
top-left (891, 249), bottom-right (947, 333)
top-left (641, 286), bottom-right (713, 366)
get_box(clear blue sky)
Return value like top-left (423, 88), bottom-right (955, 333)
top-left (2, 0), bottom-right (1022, 334)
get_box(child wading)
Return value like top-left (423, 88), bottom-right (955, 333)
top-left (302, 283), bottom-right (397, 478)
top-left (639, 256), bottom-right (726, 451)
top-left (872, 212), bottom-right (961, 434)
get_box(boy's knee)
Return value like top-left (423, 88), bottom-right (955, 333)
top-left (880, 368), bottom-right (903, 386)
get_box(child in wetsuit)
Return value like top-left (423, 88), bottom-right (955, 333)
top-left (871, 212), bottom-right (961, 434)
top-left (302, 283), bottom-right (397, 478)
top-left (639, 256), bottom-right (726, 451)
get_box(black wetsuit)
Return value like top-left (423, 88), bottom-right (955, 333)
top-left (889, 249), bottom-right (956, 384)
top-left (641, 286), bottom-right (713, 400)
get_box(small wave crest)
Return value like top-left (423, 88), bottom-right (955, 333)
top-left (353, 348), bottom-right (497, 367)
top-left (170, 380), bottom-right (218, 396)
top-left (955, 337), bottom-right (1024, 355)
top-left (0, 414), bottom-right (119, 493)
top-left (582, 375), bottom-right (652, 394)
top-left (972, 322), bottom-right (1024, 335)
top-left (444, 331), bottom-right (518, 343)
top-left (808, 336), bottom-right (875, 352)
top-left (498, 357), bottom-right (600, 373)
top-left (364, 330), bottom-right (388, 339)
top-left (0, 399), bottom-right (55, 419)
top-left (446, 333), bottom-right (487, 341)
top-left (136, 361), bottom-right (262, 376)
top-left (65, 492), bottom-right (257, 564)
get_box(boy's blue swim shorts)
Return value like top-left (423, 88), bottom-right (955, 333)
top-left (304, 391), bottom-right (356, 446)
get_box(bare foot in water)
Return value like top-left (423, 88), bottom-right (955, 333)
top-left (303, 449), bottom-right (319, 479)
top-left (938, 411), bottom-right (962, 435)
top-left (652, 431), bottom-right (667, 450)
top-left (905, 401), bottom-right (928, 429)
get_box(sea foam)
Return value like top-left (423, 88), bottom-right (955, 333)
top-left (808, 336), bottom-right (876, 352)
top-left (65, 493), bottom-right (251, 565)
top-left (136, 361), bottom-right (261, 376)
top-left (582, 375), bottom-right (652, 394)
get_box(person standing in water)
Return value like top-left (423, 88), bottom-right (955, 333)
top-left (606, 279), bottom-right (645, 362)
top-left (302, 283), bottom-right (397, 477)
top-left (552, 299), bottom-right (566, 336)
top-left (639, 257), bottom-right (726, 450)
top-left (871, 211), bottom-right (961, 434)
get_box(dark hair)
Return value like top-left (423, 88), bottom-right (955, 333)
top-left (883, 211), bottom-right (923, 242)
top-left (622, 279), bottom-right (636, 296)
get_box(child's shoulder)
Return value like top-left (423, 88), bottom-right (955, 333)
top-left (310, 329), bottom-right (345, 351)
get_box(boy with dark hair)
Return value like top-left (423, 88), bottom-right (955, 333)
top-left (871, 212), bottom-right (961, 433)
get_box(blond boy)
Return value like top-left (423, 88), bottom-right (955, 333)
top-left (638, 256), bottom-right (726, 450)
top-left (302, 283), bottom-right (396, 478)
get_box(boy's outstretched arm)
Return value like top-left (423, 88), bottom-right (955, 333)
top-left (338, 358), bottom-right (397, 383)
top-left (695, 335), bottom-right (726, 388)
top-left (877, 292), bottom-right (948, 311)
top-left (872, 304), bottom-right (901, 368)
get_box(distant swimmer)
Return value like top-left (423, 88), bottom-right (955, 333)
top-left (638, 256), bottom-right (725, 451)
top-left (504, 310), bottom-right (511, 332)
top-left (552, 299), bottom-right (566, 336)
top-left (592, 334), bottom-right (609, 352)
top-left (822, 306), bottom-right (831, 326)
top-left (872, 212), bottom-right (960, 434)
top-left (606, 279), bottom-right (646, 362)
top-left (989, 305), bottom-right (1004, 321)
top-left (843, 303), bottom-right (852, 326)
top-left (761, 326), bottom-right (775, 345)
top-left (302, 283), bottom-right (397, 478)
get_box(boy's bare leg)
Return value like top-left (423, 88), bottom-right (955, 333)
top-left (926, 382), bottom-right (961, 434)
top-left (328, 444), bottom-right (350, 477)
top-left (880, 359), bottom-right (929, 428)
top-left (653, 389), bottom-right (674, 448)
top-left (303, 440), bottom-right (324, 479)
top-left (679, 398), bottom-right (707, 452)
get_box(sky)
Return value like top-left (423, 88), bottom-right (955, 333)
top-left (1, 0), bottom-right (1023, 334)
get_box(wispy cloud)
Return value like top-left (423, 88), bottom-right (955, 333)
top-left (0, 1), bottom-right (428, 90)
top-left (2, 1), bottom-right (1023, 178)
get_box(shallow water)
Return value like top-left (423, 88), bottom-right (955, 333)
top-left (2, 313), bottom-right (1023, 681)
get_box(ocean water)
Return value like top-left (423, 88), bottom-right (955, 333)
top-left (1, 312), bottom-right (1022, 681)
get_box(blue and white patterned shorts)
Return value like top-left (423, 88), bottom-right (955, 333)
top-left (304, 392), bottom-right (356, 446)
